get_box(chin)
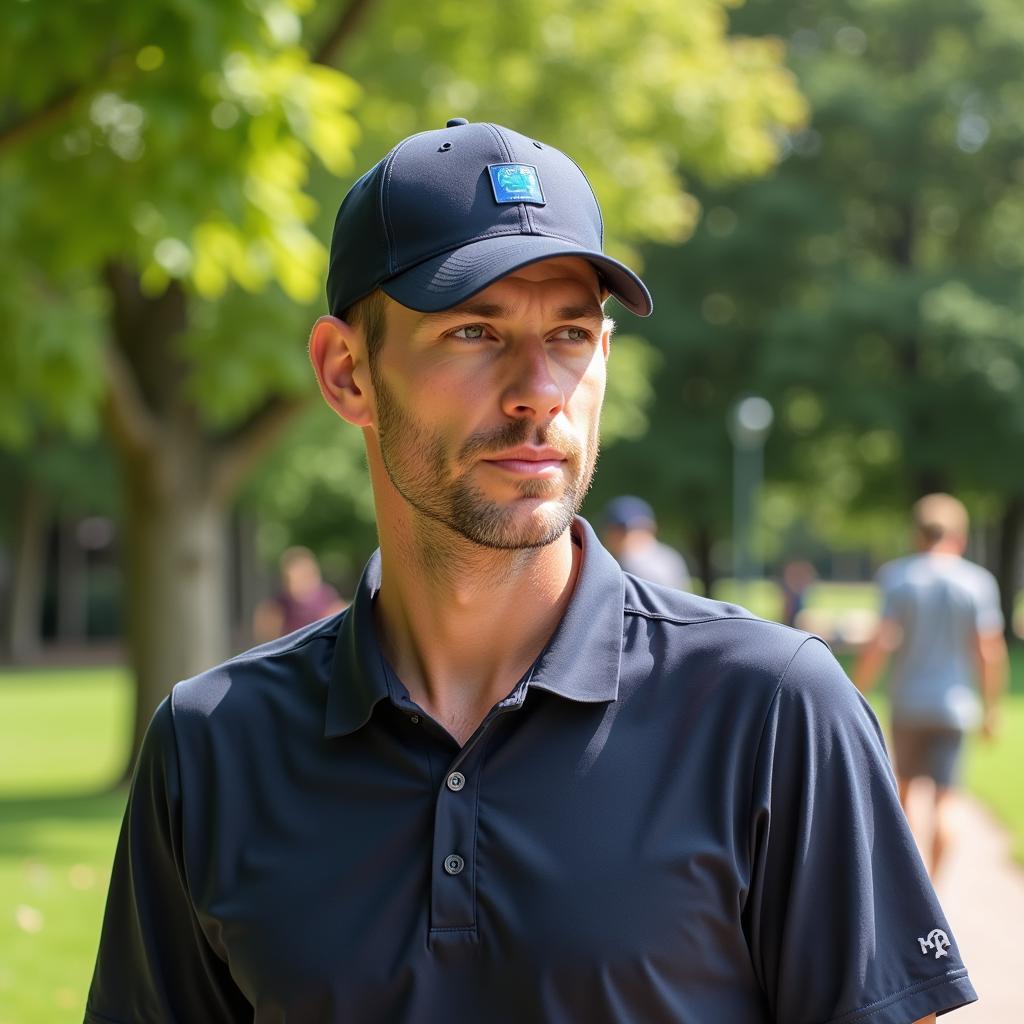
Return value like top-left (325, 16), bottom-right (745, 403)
top-left (479, 500), bottom-right (577, 551)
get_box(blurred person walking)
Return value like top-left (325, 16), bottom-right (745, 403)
top-left (252, 546), bottom-right (347, 642)
top-left (779, 558), bottom-right (816, 628)
top-left (855, 493), bottom-right (1008, 879)
top-left (601, 495), bottom-right (691, 590)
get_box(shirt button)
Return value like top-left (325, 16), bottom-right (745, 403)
top-left (409, 715), bottom-right (420, 724)
top-left (443, 854), bottom-right (465, 876)
top-left (446, 771), bottom-right (466, 792)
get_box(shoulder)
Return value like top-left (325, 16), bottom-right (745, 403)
top-left (957, 558), bottom-right (999, 591)
top-left (877, 555), bottom-right (914, 588)
top-left (621, 572), bottom-right (823, 689)
top-left (169, 612), bottom-right (343, 735)
top-left (653, 539), bottom-right (687, 566)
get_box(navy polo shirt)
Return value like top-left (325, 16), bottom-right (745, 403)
top-left (87, 518), bottom-right (976, 1023)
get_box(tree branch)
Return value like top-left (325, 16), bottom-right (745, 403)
top-left (312, 0), bottom-right (378, 66)
top-left (210, 391), bottom-right (312, 502)
top-left (101, 340), bottom-right (162, 461)
top-left (0, 47), bottom-right (126, 155)
top-left (0, 86), bottom-right (82, 155)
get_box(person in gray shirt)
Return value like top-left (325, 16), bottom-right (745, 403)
top-left (601, 495), bottom-right (691, 590)
top-left (855, 492), bottom-right (1008, 878)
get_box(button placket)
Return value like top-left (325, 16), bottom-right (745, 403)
top-left (428, 737), bottom-right (489, 934)
top-left (426, 694), bottom-right (525, 942)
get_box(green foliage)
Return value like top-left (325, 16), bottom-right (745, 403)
top-left (240, 404), bottom-right (379, 580)
top-left (600, 334), bottom-right (663, 444)
top-left (603, 0), bottom-right (1024, 563)
top-left (0, 0), bottom-right (806, 585)
top-left (339, 0), bottom-right (807, 260)
top-left (1, 0), bottom-right (359, 303)
top-left (0, 269), bottom-right (107, 446)
top-left (0, 0), bottom-right (805, 450)
top-left (0, 0), bottom-right (360, 449)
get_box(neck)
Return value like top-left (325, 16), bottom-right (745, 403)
top-left (374, 512), bottom-right (580, 744)
top-left (621, 529), bottom-right (656, 554)
top-left (920, 539), bottom-right (963, 556)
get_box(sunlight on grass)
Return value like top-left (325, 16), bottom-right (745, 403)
top-left (0, 669), bottom-right (131, 1024)
top-left (965, 699), bottom-right (1024, 863)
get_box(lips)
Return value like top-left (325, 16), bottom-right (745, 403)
top-left (481, 447), bottom-right (567, 476)
top-left (484, 447), bottom-right (565, 463)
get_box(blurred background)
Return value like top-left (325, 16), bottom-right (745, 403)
top-left (1, 0), bottom-right (1023, 1019)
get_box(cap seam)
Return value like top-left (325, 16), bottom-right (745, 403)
top-left (485, 122), bottom-right (531, 235)
top-left (566, 154), bottom-right (604, 245)
top-left (381, 135), bottom-right (423, 275)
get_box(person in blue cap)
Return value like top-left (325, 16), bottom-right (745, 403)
top-left (602, 494), bottom-right (691, 591)
top-left (87, 119), bottom-right (972, 1024)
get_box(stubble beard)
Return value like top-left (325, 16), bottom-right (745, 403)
top-left (371, 367), bottom-right (599, 551)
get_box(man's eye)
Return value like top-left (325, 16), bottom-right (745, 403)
top-left (451, 324), bottom-right (486, 340)
top-left (554, 326), bottom-right (591, 343)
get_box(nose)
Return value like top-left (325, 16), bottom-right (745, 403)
top-left (499, 344), bottom-right (566, 422)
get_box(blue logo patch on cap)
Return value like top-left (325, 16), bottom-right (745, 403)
top-left (488, 163), bottom-right (545, 205)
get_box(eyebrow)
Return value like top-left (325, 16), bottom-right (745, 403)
top-left (418, 300), bottom-right (605, 325)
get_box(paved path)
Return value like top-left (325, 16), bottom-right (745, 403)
top-left (906, 787), bottom-right (1024, 1022)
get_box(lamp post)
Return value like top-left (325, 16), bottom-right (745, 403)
top-left (729, 396), bottom-right (774, 603)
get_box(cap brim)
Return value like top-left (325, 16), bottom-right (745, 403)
top-left (381, 234), bottom-right (653, 317)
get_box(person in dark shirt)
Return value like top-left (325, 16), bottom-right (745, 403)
top-left (86, 119), bottom-right (972, 1024)
top-left (252, 546), bottom-right (347, 642)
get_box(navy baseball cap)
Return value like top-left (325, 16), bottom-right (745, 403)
top-left (326, 118), bottom-right (653, 319)
top-left (604, 495), bottom-right (657, 529)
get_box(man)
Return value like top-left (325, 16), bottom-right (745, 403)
top-left (602, 494), bottom-right (691, 590)
top-left (855, 493), bottom-right (1008, 878)
top-left (87, 119), bottom-right (973, 1023)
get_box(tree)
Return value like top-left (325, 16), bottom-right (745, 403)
top-left (603, 0), bottom-right (1024, 619)
top-left (1, 0), bottom-right (805, 770)
top-left (2, 0), bottom-right (361, 765)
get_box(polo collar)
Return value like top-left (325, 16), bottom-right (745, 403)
top-left (324, 516), bottom-right (625, 738)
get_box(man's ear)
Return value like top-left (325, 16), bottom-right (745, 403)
top-left (601, 316), bottom-right (614, 360)
top-left (308, 315), bottom-right (374, 427)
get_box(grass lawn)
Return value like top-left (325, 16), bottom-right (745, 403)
top-left (0, 668), bottom-right (131, 1024)
top-left (1, 648), bottom-right (1021, 1021)
top-left (965, 697), bottom-right (1024, 862)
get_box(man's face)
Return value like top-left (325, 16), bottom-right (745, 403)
top-left (366, 257), bottom-right (610, 550)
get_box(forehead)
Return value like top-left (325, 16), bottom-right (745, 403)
top-left (391, 256), bottom-right (603, 324)
top-left (376, 257), bottom-right (606, 344)
top-left (487, 256), bottom-right (602, 292)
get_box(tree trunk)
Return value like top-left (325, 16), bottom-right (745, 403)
top-left (102, 263), bottom-right (307, 776)
top-left (995, 495), bottom-right (1023, 644)
top-left (122, 453), bottom-right (230, 769)
top-left (692, 522), bottom-right (715, 598)
top-left (55, 517), bottom-right (88, 643)
top-left (4, 479), bottom-right (49, 662)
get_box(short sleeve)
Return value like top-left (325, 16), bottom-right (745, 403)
top-left (85, 698), bottom-right (252, 1023)
top-left (973, 570), bottom-right (1004, 634)
top-left (877, 564), bottom-right (905, 624)
top-left (744, 638), bottom-right (977, 1024)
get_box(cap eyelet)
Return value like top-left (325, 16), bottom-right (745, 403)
top-left (438, 142), bottom-right (453, 152)
top-left (533, 141), bottom-right (543, 149)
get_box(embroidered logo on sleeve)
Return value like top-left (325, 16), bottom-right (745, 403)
top-left (917, 928), bottom-right (951, 959)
